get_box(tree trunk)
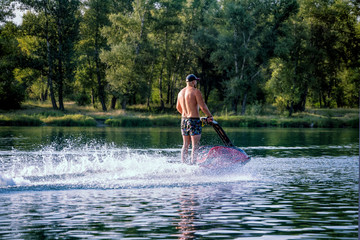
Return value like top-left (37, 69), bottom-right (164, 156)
top-left (57, 49), bottom-right (65, 111)
top-left (135, 13), bottom-right (145, 56)
top-left (166, 70), bottom-right (174, 106)
top-left (166, 77), bottom-right (170, 105)
top-left (58, 63), bottom-right (64, 111)
top-left (232, 97), bottom-right (239, 113)
top-left (158, 30), bottom-right (168, 111)
top-left (42, 81), bottom-right (48, 102)
top-left (147, 61), bottom-right (155, 110)
top-left (241, 93), bottom-right (247, 115)
top-left (111, 96), bottom-right (117, 109)
top-left (95, 24), bottom-right (107, 111)
top-left (170, 75), bottom-right (175, 108)
top-left (46, 7), bottom-right (58, 110)
top-left (91, 88), bottom-right (95, 106)
top-left (159, 65), bottom-right (165, 110)
top-left (322, 93), bottom-right (327, 108)
top-left (121, 98), bottom-right (127, 110)
top-left (147, 96), bottom-right (151, 110)
top-left (96, 57), bottom-right (107, 111)
top-left (57, 14), bottom-right (64, 111)
top-left (288, 101), bottom-right (294, 117)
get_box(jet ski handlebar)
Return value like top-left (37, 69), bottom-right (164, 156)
top-left (200, 117), bottom-right (218, 125)
top-left (200, 117), bottom-right (233, 147)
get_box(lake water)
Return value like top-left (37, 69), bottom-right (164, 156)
top-left (0, 126), bottom-right (358, 239)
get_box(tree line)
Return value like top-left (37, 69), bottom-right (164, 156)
top-left (0, 0), bottom-right (359, 116)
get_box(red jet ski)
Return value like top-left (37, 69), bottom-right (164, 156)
top-left (197, 118), bottom-right (250, 169)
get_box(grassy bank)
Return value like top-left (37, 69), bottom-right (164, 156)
top-left (105, 115), bottom-right (181, 127)
top-left (0, 114), bottom-right (97, 127)
top-left (0, 101), bottom-right (358, 128)
top-left (216, 115), bottom-right (358, 128)
top-left (43, 115), bottom-right (97, 126)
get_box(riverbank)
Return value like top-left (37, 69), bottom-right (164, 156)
top-left (0, 101), bottom-right (358, 128)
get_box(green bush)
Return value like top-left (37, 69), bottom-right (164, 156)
top-left (105, 117), bottom-right (152, 127)
top-left (75, 92), bottom-right (91, 106)
top-left (214, 115), bottom-right (359, 128)
top-left (35, 111), bottom-right (64, 118)
top-left (346, 117), bottom-right (359, 128)
top-left (43, 114), bottom-right (97, 126)
top-left (150, 115), bottom-right (180, 127)
top-left (105, 115), bottom-right (180, 127)
top-left (0, 114), bottom-right (42, 126)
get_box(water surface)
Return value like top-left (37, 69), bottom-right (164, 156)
top-left (0, 127), bottom-right (358, 239)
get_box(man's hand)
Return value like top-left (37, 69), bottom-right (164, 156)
top-left (207, 116), bottom-right (214, 123)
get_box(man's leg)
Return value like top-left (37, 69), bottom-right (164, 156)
top-left (181, 135), bottom-right (191, 164)
top-left (190, 134), bottom-right (201, 165)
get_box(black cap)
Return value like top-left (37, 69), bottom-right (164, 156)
top-left (186, 74), bottom-right (200, 82)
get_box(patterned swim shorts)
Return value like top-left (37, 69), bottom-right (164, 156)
top-left (181, 118), bottom-right (202, 136)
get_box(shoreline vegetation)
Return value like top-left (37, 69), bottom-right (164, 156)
top-left (0, 102), bottom-right (358, 128)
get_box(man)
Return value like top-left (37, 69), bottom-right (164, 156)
top-left (176, 74), bottom-right (214, 165)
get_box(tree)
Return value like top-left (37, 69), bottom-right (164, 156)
top-left (210, 0), bottom-right (299, 115)
top-left (52, 0), bottom-right (80, 111)
top-left (19, 0), bottom-right (80, 111)
top-left (0, 0), bottom-right (15, 24)
top-left (101, 0), bottom-right (154, 109)
top-left (151, 0), bottom-right (185, 110)
top-left (76, 0), bottom-right (111, 111)
top-left (265, 13), bottom-right (313, 116)
top-left (211, 0), bottom-right (264, 114)
top-left (185, 0), bottom-right (221, 104)
top-left (16, 12), bottom-right (52, 102)
top-left (0, 22), bottom-right (25, 109)
top-left (301, 0), bottom-right (360, 108)
top-left (267, 0), bottom-right (360, 113)
top-left (19, 0), bottom-right (57, 109)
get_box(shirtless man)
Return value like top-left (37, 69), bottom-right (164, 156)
top-left (176, 74), bottom-right (213, 164)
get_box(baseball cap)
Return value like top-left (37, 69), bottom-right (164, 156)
top-left (186, 74), bottom-right (200, 82)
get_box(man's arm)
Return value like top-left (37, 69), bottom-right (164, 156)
top-left (176, 94), bottom-right (182, 114)
top-left (195, 89), bottom-right (212, 118)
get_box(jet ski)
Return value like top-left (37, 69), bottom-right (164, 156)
top-left (197, 118), bottom-right (250, 169)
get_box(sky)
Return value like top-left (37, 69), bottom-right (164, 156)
top-left (13, 9), bottom-right (24, 25)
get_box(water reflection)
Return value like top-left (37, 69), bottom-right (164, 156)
top-left (176, 189), bottom-right (198, 239)
top-left (0, 179), bottom-right (358, 239)
top-left (0, 127), bottom-right (358, 155)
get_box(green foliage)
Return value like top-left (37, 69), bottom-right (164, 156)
top-left (43, 114), bottom-right (97, 126)
top-left (300, 0), bottom-right (360, 108)
top-left (75, 91), bottom-right (91, 106)
top-left (0, 101), bottom-right (357, 128)
top-left (101, 0), bottom-right (156, 109)
top-left (246, 101), bottom-right (264, 115)
top-left (150, 115), bottom-right (180, 127)
top-left (264, 0), bottom-right (360, 115)
top-left (105, 115), bottom-right (179, 127)
top-left (0, 0), bottom-right (15, 23)
top-left (105, 117), bottom-right (152, 127)
top-left (0, 114), bottom-right (42, 126)
top-left (2, 0), bottom-right (358, 113)
top-left (18, 11), bottom-right (54, 103)
top-left (0, 22), bottom-right (25, 109)
top-left (0, 112), bottom-right (96, 126)
top-left (216, 114), bottom-right (358, 128)
top-left (18, 0), bottom-right (81, 111)
top-left (34, 111), bottom-right (64, 118)
top-left (211, 0), bottom-right (299, 114)
top-left (75, 0), bottom-right (112, 111)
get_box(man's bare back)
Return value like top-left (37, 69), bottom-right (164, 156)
top-left (177, 86), bottom-right (200, 118)
top-left (177, 86), bottom-right (211, 118)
